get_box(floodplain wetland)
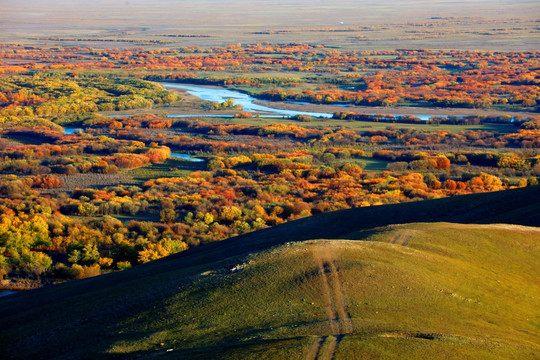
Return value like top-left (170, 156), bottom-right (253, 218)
top-left (0, 1), bottom-right (539, 358)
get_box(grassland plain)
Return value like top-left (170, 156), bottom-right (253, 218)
top-left (0, 186), bottom-right (539, 359)
top-left (113, 86), bottom-right (539, 122)
top-left (1, 0), bottom-right (538, 50)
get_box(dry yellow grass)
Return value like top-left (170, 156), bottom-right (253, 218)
top-left (1, 1), bottom-right (538, 50)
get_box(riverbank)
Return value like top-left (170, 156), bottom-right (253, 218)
top-left (100, 83), bottom-right (537, 120)
top-left (166, 83), bottom-right (535, 118)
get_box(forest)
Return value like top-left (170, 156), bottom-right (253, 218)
top-left (0, 43), bottom-right (538, 289)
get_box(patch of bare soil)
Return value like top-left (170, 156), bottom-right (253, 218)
top-left (56, 173), bottom-right (135, 191)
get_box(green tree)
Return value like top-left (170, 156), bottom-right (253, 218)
top-left (19, 251), bottom-right (52, 278)
top-left (82, 243), bottom-right (100, 263)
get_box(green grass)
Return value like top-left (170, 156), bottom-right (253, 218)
top-left (330, 156), bottom-right (390, 172)
top-left (91, 224), bottom-right (539, 359)
top-left (335, 334), bottom-right (537, 360)
top-left (314, 120), bottom-right (516, 134)
top-left (203, 116), bottom-right (516, 134)
top-left (125, 158), bottom-right (205, 183)
top-left (352, 157), bottom-right (389, 171)
top-left (0, 186), bottom-right (539, 359)
top-left (2, 134), bottom-right (50, 145)
top-left (113, 213), bottom-right (161, 224)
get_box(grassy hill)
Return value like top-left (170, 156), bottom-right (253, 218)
top-left (1, 186), bottom-right (539, 359)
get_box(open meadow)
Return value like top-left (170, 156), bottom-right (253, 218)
top-left (1, 0), bottom-right (538, 51)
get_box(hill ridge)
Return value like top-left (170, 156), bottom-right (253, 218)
top-left (1, 186), bottom-right (539, 359)
top-left (1, 186), bottom-right (538, 311)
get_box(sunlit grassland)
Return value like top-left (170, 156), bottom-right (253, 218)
top-left (102, 223), bottom-right (539, 359)
top-left (113, 213), bottom-right (161, 224)
top-left (344, 157), bottom-right (389, 171)
top-left (3, 1), bottom-right (537, 51)
top-left (335, 335), bottom-right (536, 360)
top-left (125, 158), bottom-right (206, 183)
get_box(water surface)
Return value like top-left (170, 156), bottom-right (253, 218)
top-left (162, 83), bottom-right (333, 118)
top-left (162, 84), bottom-right (455, 121)
top-left (63, 128), bottom-right (82, 134)
top-left (170, 153), bottom-right (205, 162)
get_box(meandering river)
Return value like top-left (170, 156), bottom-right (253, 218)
top-left (161, 83), bottom-right (449, 121)
top-left (96, 83), bottom-right (459, 121)
top-left (66, 84), bottom-right (477, 139)
top-left (162, 83), bottom-right (334, 118)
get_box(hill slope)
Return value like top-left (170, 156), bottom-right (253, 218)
top-left (1, 186), bottom-right (539, 359)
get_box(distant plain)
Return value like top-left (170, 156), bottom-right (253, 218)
top-left (1, 0), bottom-right (538, 50)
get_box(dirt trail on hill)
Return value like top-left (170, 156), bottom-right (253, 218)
top-left (391, 231), bottom-right (413, 246)
top-left (307, 245), bottom-right (353, 360)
